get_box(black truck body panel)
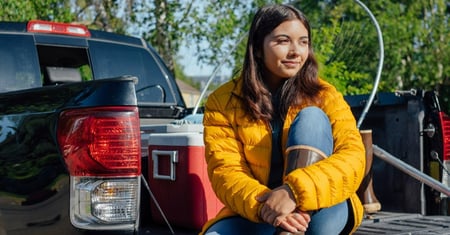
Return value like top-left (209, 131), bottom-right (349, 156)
top-left (0, 20), bottom-right (186, 234)
top-left (346, 91), bottom-right (448, 215)
top-left (0, 78), bottom-right (138, 234)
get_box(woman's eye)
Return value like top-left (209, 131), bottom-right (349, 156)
top-left (277, 38), bottom-right (290, 44)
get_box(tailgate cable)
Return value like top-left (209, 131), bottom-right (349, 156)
top-left (141, 174), bottom-right (175, 235)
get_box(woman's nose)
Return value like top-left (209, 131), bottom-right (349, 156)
top-left (288, 45), bottom-right (300, 57)
top-left (288, 42), bottom-right (307, 57)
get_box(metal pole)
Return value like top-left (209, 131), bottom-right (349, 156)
top-left (354, 0), bottom-right (384, 129)
top-left (191, 33), bottom-right (247, 115)
top-left (373, 145), bottom-right (450, 197)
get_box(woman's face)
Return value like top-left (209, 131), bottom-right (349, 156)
top-left (262, 19), bottom-right (309, 90)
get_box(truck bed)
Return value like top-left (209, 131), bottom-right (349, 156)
top-left (137, 211), bottom-right (450, 235)
top-left (355, 211), bottom-right (450, 235)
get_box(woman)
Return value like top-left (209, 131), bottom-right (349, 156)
top-left (201, 4), bottom-right (365, 235)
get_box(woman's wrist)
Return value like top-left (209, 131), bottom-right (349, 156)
top-left (283, 183), bottom-right (296, 203)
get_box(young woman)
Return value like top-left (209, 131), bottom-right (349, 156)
top-left (201, 4), bottom-right (365, 235)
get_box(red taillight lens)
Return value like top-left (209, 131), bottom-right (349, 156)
top-left (57, 107), bottom-right (141, 176)
top-left (27, 20), bottom-right (91, 37)
top-left (439, 111), bottom-right (450, 161)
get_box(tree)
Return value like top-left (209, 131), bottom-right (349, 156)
top-left (372, 0), bottom-right (449, 91)
top-left (171, 0), bottom-right (387, 95)
top-left (0, 0), bottom-right (132, 34)
top-left (185, 0), bottom-right (283, 77)
top-left (294, 0), bottom-right (379, 95)
top-left (123, 0), bottom-right (196, 73)
top-left (2, 0), bottom-right (448, 96)
top-left (71, 0), bottom-right (133, 35)
top-left (293, 0), bottom-right (449, 93)
top-left (0, 0), bottom-right (74, 22)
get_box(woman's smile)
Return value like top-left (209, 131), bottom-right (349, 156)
top-left (281, 60), bottom-right (300, 68)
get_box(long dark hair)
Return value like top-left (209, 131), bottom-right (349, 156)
top-left (241, 4), bottom-right (323, 121)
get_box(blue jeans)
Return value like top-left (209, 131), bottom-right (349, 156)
top-left (204, 202), bottom-right (348, 235)
top-left (205, 107), bottom-right (348, 235)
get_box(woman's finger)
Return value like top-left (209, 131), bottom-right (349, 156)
top-left (273, 217), bottom-right (282, 227)
top-left (288, 213), bottom-right (309, 231)
top-left (296, 210), bottom-right (311, 223)
top-left (278, 213), bottom-right (309, 233)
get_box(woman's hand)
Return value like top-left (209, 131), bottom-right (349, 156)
top-left (277, 211), bottom-right (311, 233)
top-left (257, 185), bottom-right (296, 223)
top-left (257, 184), bottom-right (310, 233)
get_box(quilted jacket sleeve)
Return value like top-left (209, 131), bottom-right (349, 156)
top-left (203, 89), bottom-right (270, 222)
top-left (284, 83), bottom-right (366, 211)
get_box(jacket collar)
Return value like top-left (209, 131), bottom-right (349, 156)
top-left (230, 76), bottom-right (244, 98)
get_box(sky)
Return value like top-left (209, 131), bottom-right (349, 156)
top-left (178, 45), bottom-right (214, 77)
top-left (178, 41), bottom-right (233, 79)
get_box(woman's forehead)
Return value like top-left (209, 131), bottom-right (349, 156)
top-left (269, 20), bottom-right (308, 38)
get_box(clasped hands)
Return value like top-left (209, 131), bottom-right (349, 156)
top-left (257, 184), bottom-right (310, 233)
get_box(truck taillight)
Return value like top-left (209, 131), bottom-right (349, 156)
top-left (439, 111), bottom-right (450, 194)
top-left (27, 20), bottom-right (91, 37)
top-left (439, 112), bottom-right (450, 162)
top-left (57, 106), bottom-right (141, 177)
top-left (57, 107), bottom-right (141, 230)
top-left (71, 177), bottom-right (140, 228)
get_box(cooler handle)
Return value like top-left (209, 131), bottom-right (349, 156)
top-left (152, 150), bottom-right (178, 181)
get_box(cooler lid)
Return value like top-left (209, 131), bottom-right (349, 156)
top-left (148, 132), bottom-right (204, 146)
top-left (141, 123), bottom-right (203, 134)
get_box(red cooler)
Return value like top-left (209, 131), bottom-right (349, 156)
top-left (147, 124), bottom-right (223, 230)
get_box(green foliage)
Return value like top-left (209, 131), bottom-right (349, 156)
top-left (71, 0), bottom-right (129, 34)
top-left (79, 64), bottom-right (93, 81)
top-left (364, 0), bottom-right (449, 91)
top-left (1, 0), bottom-right (448, 96)
top-left (288, 0), bottom-right (377, 94)
top-left (0, 0), bottom-right (74, 22)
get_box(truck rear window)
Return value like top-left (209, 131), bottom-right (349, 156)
top-left (89, 41), bottom-right (179, 104)
top-left (0, 35), bottom-right (41, 92)
top-left (37, 45), bottom-right (93, 85)
top-left (0, 32), bottom-right (183, 107)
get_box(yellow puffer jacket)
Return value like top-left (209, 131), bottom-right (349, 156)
top-left (201, 77), bottom-right (366, 234)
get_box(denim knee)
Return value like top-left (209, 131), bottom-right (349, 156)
top-left (307, 201), bottom-right (348, 235)
top-left (287, 106), bottom-right (333, 156)
top-left (204, 216), bottom-right (275, 235)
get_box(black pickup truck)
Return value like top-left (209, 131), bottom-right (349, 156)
top-left (0, 20), bottom-right (187, 235)
top-left (1, 20), bottom-right (449, 235)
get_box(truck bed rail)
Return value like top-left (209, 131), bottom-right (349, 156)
top-left (373, 145), bottom-right (450, 196)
